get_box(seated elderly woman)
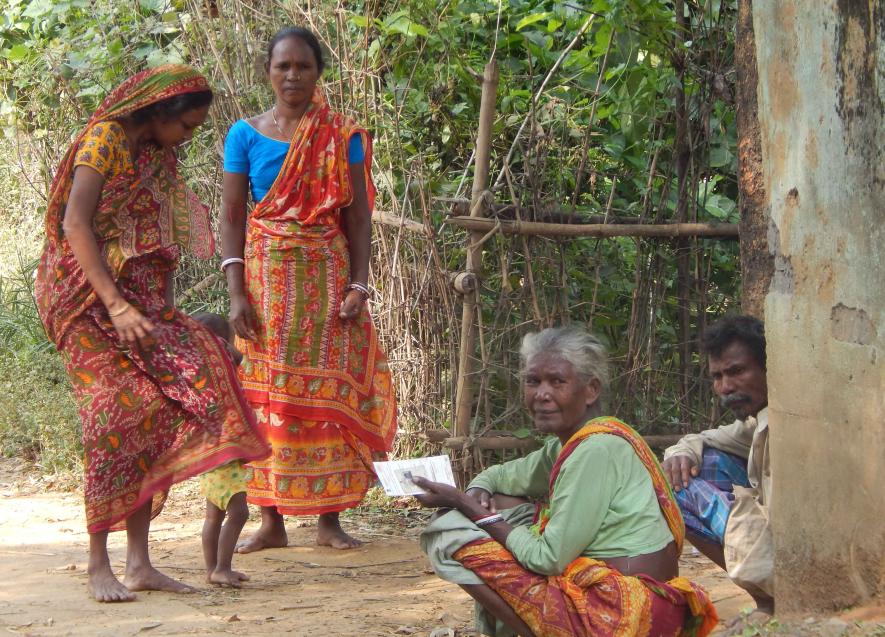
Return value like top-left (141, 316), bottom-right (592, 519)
top-left (414, 327), bottom-right (718, 637)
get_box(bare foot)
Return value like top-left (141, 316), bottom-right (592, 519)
top-left (235, 528), bottom-right (288, 554)
top-left (88, 564), bottom-right (136, 603)
top-left (123, 565), bottom-right (196, 594)
top-left (316, 514), bottom-right (363, 550)
top-left (209, 568), bottom-right (250, 588)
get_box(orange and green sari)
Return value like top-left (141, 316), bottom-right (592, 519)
top-left (35, 65), bottom-right (270, 533)
top-left (237, 92), bottom-right (397, 515)
top-left (453, 418), bottom-right (719, 637)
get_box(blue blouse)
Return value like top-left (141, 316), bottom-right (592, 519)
top-left (223, 119), bottom-right (365, 203)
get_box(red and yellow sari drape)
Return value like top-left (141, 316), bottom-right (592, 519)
top-left (454, 418), bottom-right (719, 637)
top-left (35, 65), bottom-right (270, 533)
top-left (238, 93), bottom-right (397, 515)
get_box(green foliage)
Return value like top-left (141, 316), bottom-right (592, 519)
top-left (0, 349), bottom-right (81, 475)
top-left (0, 256), bottom-right (79, 475)
top-left (0, 258), bottom-right (49, 354)
top-left (0, 0), bottom-right (187, 125)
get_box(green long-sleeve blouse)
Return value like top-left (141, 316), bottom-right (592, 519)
top-left (468, 431), bottom-right (674, 576)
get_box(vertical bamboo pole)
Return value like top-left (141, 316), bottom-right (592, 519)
top-left (454, 61), bottom-right (499, 444)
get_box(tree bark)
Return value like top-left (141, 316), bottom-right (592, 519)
top-left (736, 0), bottom-right (773, 318)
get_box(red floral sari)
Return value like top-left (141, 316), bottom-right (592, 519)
top-left (454, 418), bottom-right (719, 637)
top-left (35, 65), bottom-right (270, 533)
top-left (237, 92), bottom-right (397, 515)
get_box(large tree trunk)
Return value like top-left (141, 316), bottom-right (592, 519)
top-left (735, 0), bottom-right (772, 318)
top-left (755, 0), bottom-right (884, 613)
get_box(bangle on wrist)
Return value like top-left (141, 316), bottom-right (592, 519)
top-left (345, 282), bottom-right (370, 298)
top-left (221, 257), bottom-right (245, 271)
top-left (473, 513), bottom-right (504, 528)
top-left (108, 302), bottom-right (132, 318)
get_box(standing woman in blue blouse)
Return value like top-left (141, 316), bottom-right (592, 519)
top-left (219, 26), bottom-right (397, 552)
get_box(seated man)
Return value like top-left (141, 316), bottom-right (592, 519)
top-left (416, 326), bottom-right (718, 637)
top-left (662, 315), bottom-right (773, 613)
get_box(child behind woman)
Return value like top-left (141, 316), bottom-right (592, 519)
top-left (191, 312), bottom-right (251, 587)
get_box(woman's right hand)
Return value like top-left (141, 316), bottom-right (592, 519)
top-left (229, 292), bottom-right (258, 341)
top-left (465, 487), bottom-right (497, 513)
top-left (110, 306), bottom-right (155, 349)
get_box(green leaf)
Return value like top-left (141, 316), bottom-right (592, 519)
top-left (139, 0), bottom-right (165, 13)
top-left (75, 84), bottom-right (104, 98)
top-left (384, 15), bottom-right (429, 37)
top-left (515, 12), bottom-right (550, 32)
top-left (701, 193), bottom-right (737, 220)
top-left (367, 39), bottom-right (380, 62)
top-left (133, 44), bottom-right (157, 61)
top-left (511, 427), bottom-right (534, 439)
top-left (708, 144), bottom-right (732, 168)
top-left (147, 47), bottom-right (183, 66)
top-left (21, 0), bottom-right (53, 19)
top-left (4, 44), bottom-right (29, 61)
top-left (349, 14), bottom-right (368, 28)
top-left (66, 51), bottom-right (92, 71)
top-left (50, 1), bottom-right (72, 15)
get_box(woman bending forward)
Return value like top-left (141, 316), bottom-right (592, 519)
top-left (35, 65), bottom-right (270, 602)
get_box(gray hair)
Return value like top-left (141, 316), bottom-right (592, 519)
top-left (520, 326), bottom-right (609, 393)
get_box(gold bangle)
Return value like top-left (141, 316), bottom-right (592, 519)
top-left (108, 302), bottom-right (132, 318)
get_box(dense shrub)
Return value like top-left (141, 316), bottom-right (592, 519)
top-left (0, 350), bottom-right (82, 476)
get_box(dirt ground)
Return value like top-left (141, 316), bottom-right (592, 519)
top-left (0, 457), bottom-right (760, 637)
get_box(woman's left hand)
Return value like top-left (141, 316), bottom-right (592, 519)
top-left (339, 289), bottom-right (366, 320)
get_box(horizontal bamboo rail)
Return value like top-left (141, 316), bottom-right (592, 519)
top-left (446, 216), bottom-right (739, 239)
top-left (442, 198), bottom-right (644, 225)
top-left (372, 210), bottom-right (431, 236)
top-left (369, 210), bottom-right (738, 240)
top-left (423, 429), bottom-right (683, 450)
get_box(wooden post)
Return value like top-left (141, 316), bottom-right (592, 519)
top-left (672, 0), bottom-right (693, 429)
top-left (454, 61), bottom-right (498, 443)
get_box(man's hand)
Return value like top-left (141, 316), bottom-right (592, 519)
top-left (662, 455), bottom-right (699, 492)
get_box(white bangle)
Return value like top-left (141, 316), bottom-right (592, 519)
top-left (345, 282), bottom-right (370, 297)
top-left (221, 257), bottom-right (245, 271)
top-left (474, 513), bottom-right (504, 528)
